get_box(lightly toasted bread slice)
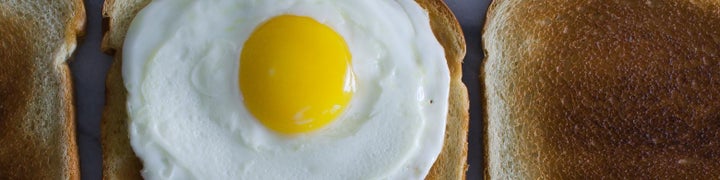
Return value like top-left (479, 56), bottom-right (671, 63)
top-left (0, 0), bottom-right (85, 179)
top-left (484, 0), bottom-right (720, 179)
top-left (100, 0), bottom-right (468, 179)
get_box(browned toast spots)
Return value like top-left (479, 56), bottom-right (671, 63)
top-left (484, 0), bottom-right (720, 179)
top-left (0, 0), bottom-right (85, 179)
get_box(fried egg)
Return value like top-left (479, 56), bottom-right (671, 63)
top-left (122, 0), bottom-right (449, 179)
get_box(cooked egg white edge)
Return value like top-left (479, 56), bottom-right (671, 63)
top-left (123, 0), bottom-right (449, 179)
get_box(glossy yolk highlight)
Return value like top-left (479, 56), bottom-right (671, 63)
top-left (240, 15), bottom-right (354, 134)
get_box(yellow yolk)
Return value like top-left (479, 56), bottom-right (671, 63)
top-left (240, 15), bottom-right (354, 134)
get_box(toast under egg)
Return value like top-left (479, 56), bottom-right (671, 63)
top-left (100, 0), bottom-right (467, 179)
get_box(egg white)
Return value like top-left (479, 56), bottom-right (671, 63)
top-left (123, 0), bottom-right (449, 179)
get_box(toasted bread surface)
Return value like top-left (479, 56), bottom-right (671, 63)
top-left (100, 1), bottom-right (156, 179)
top-left (484, 0), bottom-right (720, 179)
top-left (414, 1), bottom-right (469, 179)
top-left (0, 0), bottom-right (85, 179)
top-left (101, 0), bottom-right (467, 179)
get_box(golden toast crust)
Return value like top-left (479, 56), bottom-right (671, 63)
top-left (0, 0), bottom-right (85, 179)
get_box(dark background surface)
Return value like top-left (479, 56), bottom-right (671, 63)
top-left (71, 0), bottom-right (492, 179)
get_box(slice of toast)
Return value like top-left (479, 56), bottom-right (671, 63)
top-left (484, 0), bottom-right (720, 179)
top-left (0, 0), bottom-right (85, 179)
top-left (414, 1), bottom-right (469, 179)
top-left (100, 0), bottom-right (467, 179)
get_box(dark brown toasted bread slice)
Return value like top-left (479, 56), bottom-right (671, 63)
top-left (100, 0), bottom-right (467, 179)
top-left (484, 0), bottom-right (720, 179)
top-left (0, 0), bottom-right (85, 179)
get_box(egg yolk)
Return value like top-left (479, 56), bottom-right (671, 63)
top-left (240, 15), bottom-right (354, 134)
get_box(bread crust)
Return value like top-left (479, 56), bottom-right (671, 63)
top-left (414, 1), bottom-right (469, 179)
top-left (484, 0), bottom-right (720, 179)
top-left (101, 0), bottom-right (467, 179)
top-left (0, 0), bottom-right (85, 179)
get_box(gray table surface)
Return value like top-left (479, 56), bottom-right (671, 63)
top-left (71, 0), bottom-right (491, 179)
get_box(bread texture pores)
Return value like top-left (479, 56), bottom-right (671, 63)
top-left (0, 0), bottom-right (84, 179)
top-left (484, 0), bottom-right (720, 179)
